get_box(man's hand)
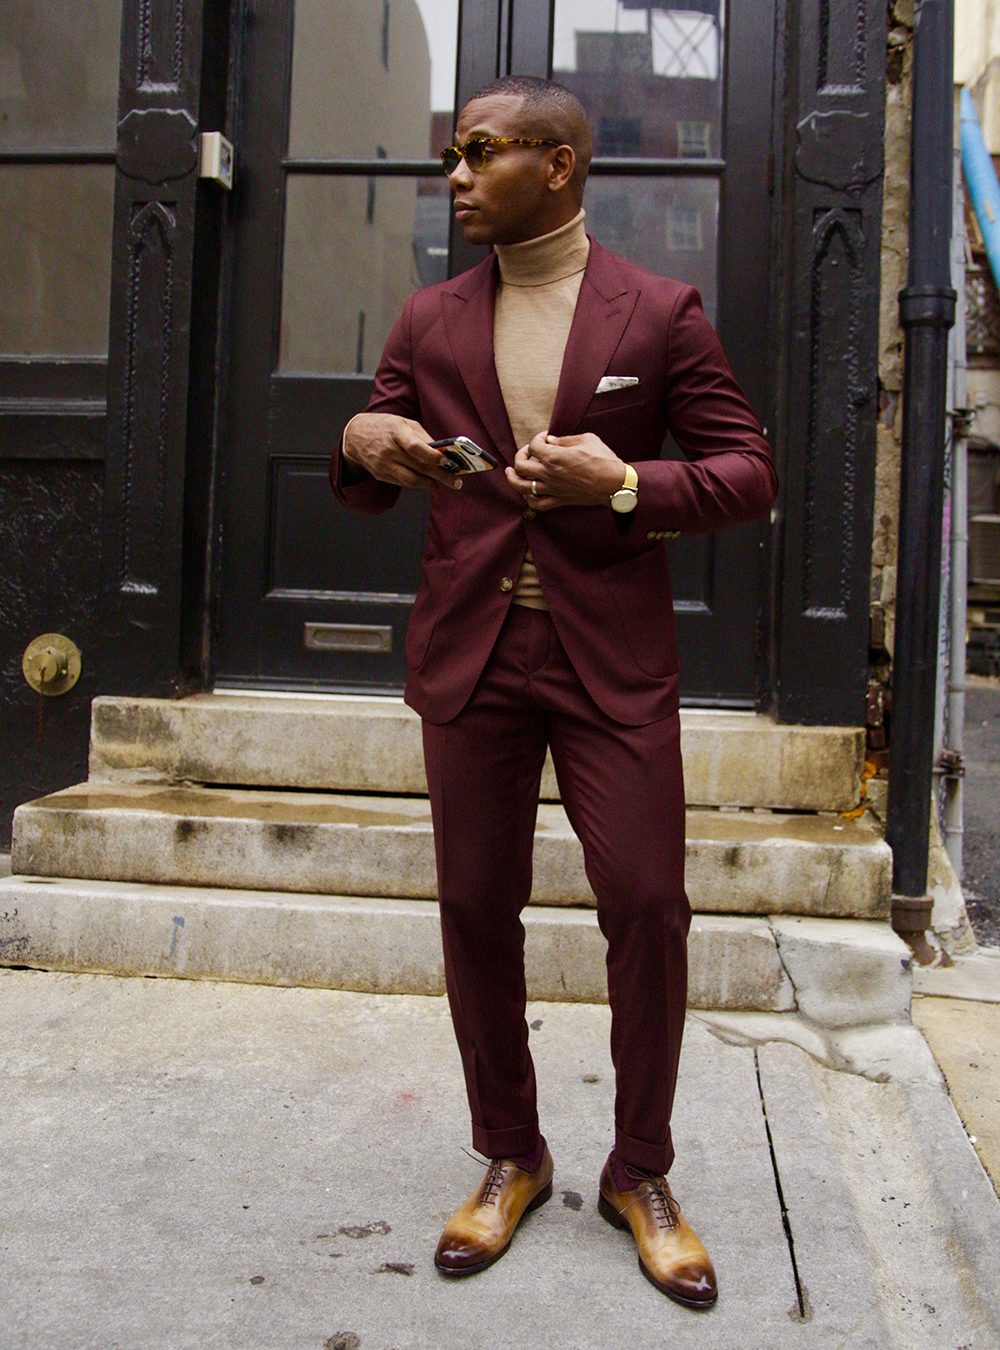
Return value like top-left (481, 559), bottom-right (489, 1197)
top-left (505, 432), bottom-right (627, 511)
top-left (343, 413), bottom-right (464, 491)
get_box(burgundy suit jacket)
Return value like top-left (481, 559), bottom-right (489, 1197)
top-left (330, 239), bottom-right (777, 726)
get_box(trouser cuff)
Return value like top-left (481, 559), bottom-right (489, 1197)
top-left (615, 1124), bottom-right (674, 1175)
top-left (473, 1117), bottom-right (541, 1161)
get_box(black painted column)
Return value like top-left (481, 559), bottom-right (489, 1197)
top-left (775, 0), bottom-right (887, 725)
top-left (100, 0), bottom-right (207, 695)
top-left (886, 0), bottom-right (956, 915)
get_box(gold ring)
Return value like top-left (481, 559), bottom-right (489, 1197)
top-left (531, 480), bottom-right (539, 498)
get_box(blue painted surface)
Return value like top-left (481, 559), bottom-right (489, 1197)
top-left (961, 87), bottom-right (1000, 289)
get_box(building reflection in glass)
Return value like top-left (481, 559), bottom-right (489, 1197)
top-left (554, 0), bottom-right (723, 323)
top-left (281, 0), bottom-right (457, 374)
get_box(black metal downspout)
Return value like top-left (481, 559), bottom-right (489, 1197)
top-left (886, 0), bottom-right (957, 957)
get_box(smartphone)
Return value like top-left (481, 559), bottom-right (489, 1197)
top-left (429, 436), bottom-right (499, 474)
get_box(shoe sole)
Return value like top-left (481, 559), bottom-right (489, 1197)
top-left (434, 1181), bottom-right (553, 1277)
top-left (598, 1191), bottom-right (718, 1311)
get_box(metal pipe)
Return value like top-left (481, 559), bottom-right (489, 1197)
top-left (946, 136), bottom-right (968, 879)
top-left (932, 173), bottom-right (955, 804)
top-left (886, 0), bottom-right (957, 933)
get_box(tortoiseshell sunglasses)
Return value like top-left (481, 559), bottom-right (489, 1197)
top-left (440, 136), bottom-right (561, 174)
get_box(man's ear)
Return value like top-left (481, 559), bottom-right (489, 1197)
top-left (548, 144), bottom-right (576, 193)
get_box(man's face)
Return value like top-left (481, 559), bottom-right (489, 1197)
top-left (447, 95), bottom-right (561, 246)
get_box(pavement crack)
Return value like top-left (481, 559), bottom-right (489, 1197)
top-left (754, 1047), bottom-right (809, 1321)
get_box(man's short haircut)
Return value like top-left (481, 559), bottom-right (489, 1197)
top-left (464, 75), bottom-right (593, 197)
top-left (467, 75), bottom-right (584, 121)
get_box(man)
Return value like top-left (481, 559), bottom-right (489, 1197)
top-left (330, 76), bottom-right (776, 1309)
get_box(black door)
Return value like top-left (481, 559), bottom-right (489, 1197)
top-left (216, 0), bottom-right (774, 704)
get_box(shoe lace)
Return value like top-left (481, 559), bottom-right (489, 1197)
top-left (621, 1167), bottom-right (680, 1230)
top-left (479, 1158), bottom-right (507, 1207)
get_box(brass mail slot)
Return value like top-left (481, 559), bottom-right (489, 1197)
top-left (304, 622), bottom-right (393, 653)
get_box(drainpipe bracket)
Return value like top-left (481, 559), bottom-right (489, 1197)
top-left (935, 748), bottom-right (965, 778)
top-left (890, 894), bottom-right (938, 965)
top-left (898, 285), bottom-right (957, 328)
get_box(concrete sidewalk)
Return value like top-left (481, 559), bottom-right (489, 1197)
top-left (2, 970), bottom-right (999, 1350)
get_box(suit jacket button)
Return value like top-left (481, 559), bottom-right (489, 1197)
top-left (500, 576), bottom-right (513, 592)
top-left (523, 507), bottom-right (537, 520)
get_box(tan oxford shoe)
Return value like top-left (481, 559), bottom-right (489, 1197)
top-left (599, 1160), bottom-right (717, 1309)
top-left (435, 1146), bottom-right (554, 1275)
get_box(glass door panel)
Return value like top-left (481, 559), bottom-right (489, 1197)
top-left (288, 0), bottom-right (458, 159)
top-left (552, 0), bottom-right (723, 158)
top-left (583, 175), bottom-right (718, 320)
top-left (0, 164), bottom-right (115, 356)
top-left (218, 0), bottom-right (464, 690)
top-left (0, 0), bottom-right (121, 150)
top-left (0, 0), bottom-right (121, 357)
top-left (280, 172), bottom-right (450, 372)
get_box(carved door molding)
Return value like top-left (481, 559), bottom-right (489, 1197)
top-left (774, 0), bottom-right (887, 724)
top-left (100, 0), bottom-right (206, 694)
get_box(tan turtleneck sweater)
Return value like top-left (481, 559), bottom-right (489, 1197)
top-left (494, 209), bottom-right (590, 609)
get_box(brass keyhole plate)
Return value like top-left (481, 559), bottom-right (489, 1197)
top-left (23, 633), bottom-right (82, 697)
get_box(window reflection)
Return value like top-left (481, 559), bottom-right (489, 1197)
top-left (0, 0), bottom-right (121, 149)
top-left (584, 177), bottom-right (718, 324)
top-left (0, 165), bottom-right (115, 356)
top-left (282, 0), bottom-right (458, 373)
top-left (552, 1), bottom-right (724, 159)
top-left (280, 175), bottom-right (449, 373)
top-left (288, 0), bottom-right (458, 158)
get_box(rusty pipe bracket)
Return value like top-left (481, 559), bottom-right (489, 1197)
top-left (891, 894), bottom-right (937, 966)
top-left (936, 748), bottom-right (965, 779)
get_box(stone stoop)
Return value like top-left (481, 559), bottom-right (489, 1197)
top-left (0, 876), bottom-right (912, 1027)
top-left (2, 693), bottom-right (908, 1021)
top-left (87, 693), bottom-right (866, 811)
top-left (12, 781), bottom-right (891, 919)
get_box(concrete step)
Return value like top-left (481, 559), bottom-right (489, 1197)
top-left (0, 874), bottom-right (912, 1023)
top-left (12, 782), bottom-right (891, 920)
top-left (89, 693), bottom-right (866, 812)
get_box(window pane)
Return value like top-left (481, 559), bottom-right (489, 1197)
top-left (0, 164), bottom-right (114, 356)
top-left (584, 177), bottom-right (718, 324)
top-left (280, 174), bottom-right (449, 373)
top-left (553, 0), bottom-right (724, 159)
top-left (288, 0), bottom-right (459, 159)
top-left (0, 0), bottom-right (121, 150)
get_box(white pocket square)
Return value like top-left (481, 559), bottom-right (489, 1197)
top-left (595, 376), bottom-right (639, 393)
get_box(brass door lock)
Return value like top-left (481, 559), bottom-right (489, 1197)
top-left (22, 634), bottom-right (82, 696)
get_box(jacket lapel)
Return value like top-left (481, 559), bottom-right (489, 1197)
top-left (549, 239), bottom-right (640, 437)
top-left (440, 255), bottom-right (517, 463)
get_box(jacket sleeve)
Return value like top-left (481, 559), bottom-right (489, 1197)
top-left (328, 294), bottom-right (421, 516)
top-left (630, 286), bottom-right (778, 536)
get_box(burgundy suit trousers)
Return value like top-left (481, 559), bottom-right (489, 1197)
top-left (422, 604), bottom-right (691, 1174)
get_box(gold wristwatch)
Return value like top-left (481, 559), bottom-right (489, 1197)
top-left (610, 463), bottom-right (639, 513)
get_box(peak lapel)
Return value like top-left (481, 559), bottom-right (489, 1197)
top-left (440, 256), bottom-right (516, 464)
top-left (549, 241), bottom-right (639, 437)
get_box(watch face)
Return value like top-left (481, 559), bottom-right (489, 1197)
top-left (611, 490), bottom-right (638, 513)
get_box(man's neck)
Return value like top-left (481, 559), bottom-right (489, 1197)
top-left (494, 209), bottom-right (589, 287)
